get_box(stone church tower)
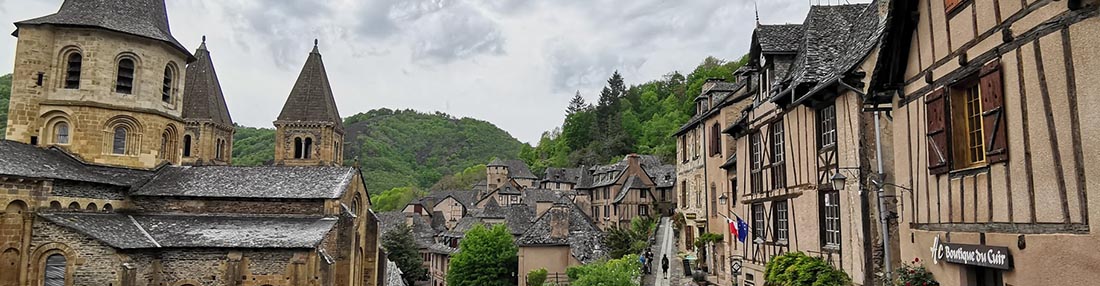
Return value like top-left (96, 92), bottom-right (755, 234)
top-left (4, 0), bottom-right (194, 169)
top-left (274, 41), bottom-right (344, 166)
top-left (181, 37), bottom-right (235, 166)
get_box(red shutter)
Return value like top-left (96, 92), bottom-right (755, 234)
top-left (926, 88), bottom-right (950, 175)
top-left (980, 60), bottom-right (1008, 164)
top-left (945, 0), bottom-right (962, 12)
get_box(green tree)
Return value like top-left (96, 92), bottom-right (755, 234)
top-left (566, 254), bottom-right (642, 286)
top-left (764, 252), bottom-right (852, 286)
top-left (526, 268), bottom-right (548, 286)
top-left (430, 164), bottom-right (487, 191)
top-left (382, 224), bottom-right (427, 285)
top-left (0, 74), bottom-right (11, 139)
top-left (604, 217), bottom-right (656, 259)
top-left (447, 224), bottom-right (519, 286)
top-left (231, 126), bottom-right (275, 166)
top-left (370, 186), bottom-right (423, 212)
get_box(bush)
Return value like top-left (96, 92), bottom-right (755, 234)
top-left (894, 257), bottom-right (938, 286)
top-left (566, 254), bottom-right (642, 286)
top-left (764, 252), bottom-right (851, 286)
top-left (526, 268), bottom-right (548, 286)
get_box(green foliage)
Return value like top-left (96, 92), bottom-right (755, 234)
top-left (231, 126), bottom-right (275, 166)
top-left (370, 186), bottom-right (424, 212)
top-left (447, 224), bottom-right (519, 286)
top-left (605, 216), bottom-right (657, 259)
top-left (0, 73), bottom-right (11, 139)
top-left (566, 254), bottom-right (642, 286)
top-left (526, 268), bottom-right (548, 286)
top-left (523, 56), bottom-right (748, 170)
top-left (231, 108), bottom-right (524, 195)
top-left (430, 164), bottom-right (487, 191)
top-left (894, 258), bottom-right (939, 286)
top-left (764, 252), bottom-right (852, 286)
top-left (344, 108), bottom-right (525, 193)
top-left (694, 232), bottom-right (724, 249)
top-left (382, 224), bottom-right (427, 285)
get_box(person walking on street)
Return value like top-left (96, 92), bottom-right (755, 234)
top-left (660, 254), bottom-right (668, 278)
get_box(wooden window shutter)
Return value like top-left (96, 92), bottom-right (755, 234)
top-left (925, 88), bottom-right (950, 175)
top-left (980, 60), bottom-right (1008, 163)
top-left (944, 0), bottom-right (962, 12)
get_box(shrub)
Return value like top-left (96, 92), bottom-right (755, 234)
top-left (763, 252), bottom-right (851, 286)
top-left (526, 268), bottom-right (548, 286)
top-left (894, 257), bottom-right (939, 286)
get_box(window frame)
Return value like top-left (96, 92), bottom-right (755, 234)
top-left (770, 121), bottom-right (786, 190)
top-left (749, 131), bottom-right (764, 194)
top-left (114, 56), bottom-right (137, 95)
top-left (182, 134), bottom-right (192, 157)
top-left (817, 103), bottom-right (837, 150)
top-left (63, 52), bottom-right (82, 89)
top-left (949, 78), bottom-right (987, 170)
top-left (773, 200), bottom-right (789, 243)
top-left (751, 203), bottom-right (766, 240)
top-left (821, 190), bottom-right (841, 250)
top-left (161, 63), bottom-right (178, 104)
top-left (53, 121), bottom-right (70, 145)
top-left (43, 253), bottom-right (67, 286)
top-left (111, 126), bottom-right (128, 155)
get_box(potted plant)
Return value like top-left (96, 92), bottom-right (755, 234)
top-left (894, 257), bottom-right (939, 286)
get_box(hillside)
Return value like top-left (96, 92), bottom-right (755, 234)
top-left (231, 108), bottom-right (526, 194)
top-left (0, 74), bottom-right (10, 139)
top-left (521, 56), bottom-right (748, 173)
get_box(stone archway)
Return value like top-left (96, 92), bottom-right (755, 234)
top-left (0, 248), bottom-right (19, 286)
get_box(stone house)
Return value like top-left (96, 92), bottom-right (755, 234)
top-left (0, 0), bottom-right (386, 285)
top-left (576, 154), bottom-right (675, 230)
top-left (485, 159), bottom-right (538, 193)
top-left (516, 202), bottom-right (605, 286)
top-left (539, 167), bottom-right (583, 191)
top-left (872, 0), bottom-right (1100, 285)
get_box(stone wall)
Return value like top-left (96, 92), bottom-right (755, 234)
top-left (129, 197), bottom-right (326, 216)
top-left (51, 181), bottom-right (126, 200)
top-left (28, 219), bottom-right (122, 286)
top-left (273, 123), bottom-right (342, 166)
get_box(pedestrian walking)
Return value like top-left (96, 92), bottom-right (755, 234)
top-left (661, 255), bottom-right (670, 278)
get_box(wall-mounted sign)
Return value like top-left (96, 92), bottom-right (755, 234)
top-left (929, 236), bottom-right (1013, 270)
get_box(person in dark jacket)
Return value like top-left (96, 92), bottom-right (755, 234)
top-left (661, 255), bottom-right (670, 278)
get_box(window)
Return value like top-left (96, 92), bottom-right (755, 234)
top-left (750, 132), bottom-right (764, 194)
top-left (64, 53), bottom-right (81, 89)
top-left (54, 122), bottom-right (69, 144)
top-left (182, 135), bottom-right (192, 157)
top-left (67, 202), bottom-right (79, 210)
top-left (43, 254), bottom-right (66, 286)
top-left (710, 123), bottom-right (722, 156)
top-left (953, 84), bottom-right (985, 168)
top-left (681, 136), bottom-right (688, 163)
top-left (294, 137), bottom-right (303, 159)
top-left (162, 65), bottom-right (175, 103)
top-left (112, 127), bottom-right (127, 154)
top-left (818, 104), bottom-right (836, 150)
top-left (159, 133), bottom-right (168, 159)
top-left (773, 200), bottom-right (788, 242)
top-left (639, 205), bottom-right (648, 216)
top-left (822, 191), bottom-right (841, 248)
top-left (771, 122), bottom-right (786, 189)
top-left (304, 137), bottom-right (313, 159)
top-left (680, 182), bottom-right (687, 207)
top-left (215, 139), bottom-right (224, 160)
top-left (604, 206), bottom-right (609, 218)
top-left (751, 203), bottom-right (766, 240)
top-left (115, 58), bottom-right (135, 94)
top-left (640, 189), bottom-right (646, 200)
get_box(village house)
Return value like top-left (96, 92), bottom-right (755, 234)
top-left (870, 0), bottom-right (1100, 285)
top-left (575, 154), bottom-right (676, 230)
top-left (0, 0), bottom-right (390, 285)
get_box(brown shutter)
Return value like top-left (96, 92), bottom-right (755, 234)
top-left (980, 60), bottom-right (1008, 163)
top-left (945, 0), bottom-right (962, 12)
top-left (926, 88), bottom-right (950, 175)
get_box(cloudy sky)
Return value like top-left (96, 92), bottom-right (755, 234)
top-left (0, 0), bottom-right (860, 143)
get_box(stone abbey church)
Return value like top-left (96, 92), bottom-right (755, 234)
top-left (0, 0), bottom-right (388, 286)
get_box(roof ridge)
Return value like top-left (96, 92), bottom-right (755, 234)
top-left (127, 215), bottom-right (162, 248)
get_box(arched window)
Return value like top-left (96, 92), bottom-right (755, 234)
top-left (64, 53), bottom-right (81, 89)
top-left (303, 137), bottom-right (313, 159)
top-left (215, 139), bottom-right (224, 160)
top-left (116, 58), bottom-right (135, 94)
top-left (293, 137), bottom-right (303, 159)
top-left (159, 133), bottom-right (168, 159)
top-left (85, 203), bottom-right (97, 211)
top-left (49, 201), bottom-right (61, 210)
top-left (162, 65), bottom-right (175, 103)
top-left (54, 122), bottom-right (69, 144)
top-left (103, 204), bottom-right (113, 212)
top-left (43, 254), bottom-right (66, 286)
top-left (112, 127), bottom-right (127, 154)
top-left (182, 135), bottom-right (192, 157)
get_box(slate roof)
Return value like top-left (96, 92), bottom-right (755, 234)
top-left (133, 165), bottom-right (356, 199)
top-left (802, 1), bottom-right (888, 99)
top-left (0, 140), bottom-right (152, 186)
top-left (14, 0), bottom-right (192, 60)
top-left (182, 39), bottom-right (233, 126)
top-left (375, 212), bottom-right (437, 248)
top-left (426, 243), bottom-right (458, 255)
top-left (612, 176), bottom-right (651, 204)
top-left (384, 259), bottom-right (408, 286)
top-left (421, 190), bottom-right (479, 209)
top-left (276, 42), bottom-right (343, 128)
top-left (673, 79), bottom-right (749, 136)
top-left (784, 4), bottom-right (871, 86)
top-left (516, 203), bottom-right (606, 264)
top-left (501, 160), bottom-right (538, 179)
top-left (755, 24), bottom-right (804, 53)
top-left (481, 204), bottom-right (535, 236)
top-left (542, 167), bottom-right (583, 184)
top-left (643, 164), bottom-right (676, 188)
top-left (39, 213), bottom-right (336, 249)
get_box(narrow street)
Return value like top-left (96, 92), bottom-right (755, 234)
top-left (643, 217), bottom-right (694, 286)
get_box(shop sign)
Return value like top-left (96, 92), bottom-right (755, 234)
top-left (929, 236), bottom-right (1013, 270)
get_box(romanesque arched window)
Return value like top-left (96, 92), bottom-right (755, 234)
top-left (294, 137), bottom-right (303, 159)
top-left (67, 202), bottom-right (79, 210)
top-left (112, 127), bottom-right (128, 154)
top-left (162, 64), bottom-right (175, 103)
top-left (103, 203), bottom-right (113, 212)
top-left (54, 122), bottom-right (69, 144)
top-left (85, 203), bottom-right (97, 211)
top-left (303, 137), bottom-right (313, 159)
top-left (182, 135), bottom-right (192, 157)
top-left (64, 52), bottom-right (81, 89)
top-left (43, 254), bottom-right (66, 286)
top-left (115, 58), bottom-right (135, 94)
top-left (215, 138), bottom-right (224, 160)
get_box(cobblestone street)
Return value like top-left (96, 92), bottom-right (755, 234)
top-left (643, 217), bottom-right (696, 286)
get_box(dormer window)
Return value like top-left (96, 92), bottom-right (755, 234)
top-left (115, 58), bottom-right (135, 94)
top-left (64, 52), bottom-right (81, 89)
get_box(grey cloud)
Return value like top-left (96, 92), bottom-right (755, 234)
top-left (546, 41), bottom-right (646, 93)
top-left (352, 0), bottom-right (505, 63)
top-left (225, 0), bottom-right (338, 68)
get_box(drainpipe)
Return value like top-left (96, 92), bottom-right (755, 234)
top-left (839, 80), bottom-right (893, 283)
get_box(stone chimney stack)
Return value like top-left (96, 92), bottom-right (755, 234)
top-left (549, 204), bottom-right (570, 239)
top-left (626, 153), bottom-right (640, 168)
top-left (536, 201), bottom-right (553, 217)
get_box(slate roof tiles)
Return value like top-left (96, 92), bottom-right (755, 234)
top-left (14, 0), bottom-right (192, 60)
top-left (0, 140), bottom-right (152, 187)
top-left (39, 213), bottom-right (336, 249)
top-left (182, 39), bottom-right (233, 126)
top-left (276, 43), bottom-right (343, 128)
top-left (134, 165), bottom-right (356, 199)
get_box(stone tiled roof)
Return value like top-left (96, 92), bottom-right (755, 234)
top-left (755, 24), bottom-right (804, 53)
top-left (276, 43), bottom-right (343, 129)
top-left (481, 204), bottom-right (535, 236)
top-left (426, 243), bottom-right (458, 255)
top-left (14, 0), bottom-right (192, 60)
top-left (674, 79), bottom-right (749, 136)
top-left (779, 4), bottom-right (872, 94)
top-left (643, 164), bottom-right (676, 188)
top-left (612, 176), bottom-right (650, 204)
top-left (516, 203), bottom-right (606, 264)
top-left (384, 259), bottom-right (408, 286)
top-left (182, 39), bottom-right (233, 126)
top-left (502, 160), bottom-right (538, 179)
top-left (0, 140), bottom-right (152, 186)
top-left (805, 1), bottom-right (888, 97)
top-left (375, 212), bottom-right (437, 248)
top-left (133, 165), bottom-right (356, 199)
top-left (421, 190), bottom-right (480, 209)
top-left (542, 167), bottom-right (583, 184)
top-left (40, 213), bottom-right (336, 249)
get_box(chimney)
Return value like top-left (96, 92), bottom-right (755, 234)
top-left (549, 204), bottom-right (570, 239)
top-left (626, 153), bottom-right (640, 167)
top-left (536, 201), bottom-right (552, 217)
top-left (702, 78), bottom-right (723, 94)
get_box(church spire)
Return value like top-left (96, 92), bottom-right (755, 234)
top-left (276, 39), bottom-right (342, 129)
top-left (273, 40), bottom-right (345, 166)
top-left (181, 37), bottom-right (235, 166)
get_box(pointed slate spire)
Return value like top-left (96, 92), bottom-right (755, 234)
top-left (182, 37), bottom-right (233, 126)
top-left (277, 39), bottom-right (343, 128)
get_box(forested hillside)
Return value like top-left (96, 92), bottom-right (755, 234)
top-left (520, 56), bottom-right (748, 173)
top-left (230, 108), bottom-right (525, 196)
top-left (0, 74), bottom-right (11, 139)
